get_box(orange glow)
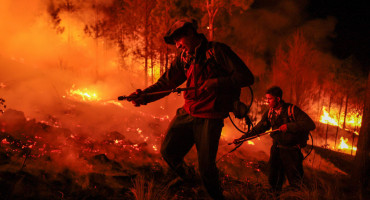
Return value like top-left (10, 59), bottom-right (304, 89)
top-left (338, 137), bottom-right (357, 152)
top-left (320, 107), bottom-right (339, 126)
top-left (1, 139), bottom-right (10, 145)
top-left (147, 59), bottom-right (162, 83)
top-left (320, 106), bottom-right (361, 135)
top-left (66, 85), bottom-right (101, 102)
top-left (63, 85), bottom-right (123, 107)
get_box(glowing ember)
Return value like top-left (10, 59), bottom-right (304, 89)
top-left (247, 141), bottom-right (255, 145)
top-left (1, 138), bottom-right (10, 145)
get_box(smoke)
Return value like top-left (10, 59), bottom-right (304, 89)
top-left (0, 0), bottom-right (166, 117)
top-left (224, 0), bottom-right (338, 77)
top-left (0, 0), bottom-right (181, 179)
top-left (0, 1), bottom-right (354, 189)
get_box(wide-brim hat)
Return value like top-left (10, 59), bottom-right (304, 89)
top-left (164, 19), bottom-right (198, 45)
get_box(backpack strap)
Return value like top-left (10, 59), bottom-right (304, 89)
top-left (268, 108), bottom-right (274, 123)
top-left (288, 104), bottom-right (296, 122)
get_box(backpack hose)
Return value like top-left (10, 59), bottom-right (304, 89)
top-left (228, 86), bottom-right (254, 134)
top-left (226, 86), bottom-right (314, 161)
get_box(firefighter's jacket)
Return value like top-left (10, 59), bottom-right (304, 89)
top-left (251, 102), bottom-right (316, 147)
top-left (143, 34), bottom-right (254, 118)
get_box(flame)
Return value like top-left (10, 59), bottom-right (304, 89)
top-left (66, 85), bottom-right (101, 102)
top-left (63, 85), bottom-right (123, 108)
top-left (320, 106), bottom-right (362, 135)
top-left (320, 107), bottom-right (339, 126)
top-left (338, 137), bottom-right (357, 152)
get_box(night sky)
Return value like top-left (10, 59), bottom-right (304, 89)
top-left (307, 0), bottom-right (369, 72)
top-left (253, 0), bottom-right (369, 74)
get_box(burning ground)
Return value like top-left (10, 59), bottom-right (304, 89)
top-left (0, 57), bottom-right (364, 198)
top-left (0, 101), bottom-right (360, 200)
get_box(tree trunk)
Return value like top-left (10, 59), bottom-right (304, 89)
top-left (160, 50), bottom-right (164, 76)
top-left (145, 48), bottom-right (148, 86)
top-left (353, 71), bottom-right (370, 199)
top-left (165, 0), bottom-right (169, 72)
top-left (144, 0), bottom-right (150, 87)
top-left (316, 85), bottom-right (322, 128)
top-left (325, 95), bottom-right (332, 147)
top-left (343, 94), bottom-right (349, 130)
top-left (151, 49), bottom-right (154, 84)
top-left (351, 127), bottom-right (356, 156)
top-left (335, 96), bottom-right (344, 147)
top-left (206, 0), bottom-right (218, 41)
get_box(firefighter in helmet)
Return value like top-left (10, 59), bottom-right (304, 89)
top-left (128, 19), bottom-right (254, 199)
top-left (235, 86), bottom-right (316, 192)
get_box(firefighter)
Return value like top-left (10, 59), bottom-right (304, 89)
top-left (235, 86), bottom-right (316, 192)
top-left (128, 19), bottom-right (254, 199)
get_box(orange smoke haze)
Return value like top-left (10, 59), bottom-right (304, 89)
top-left (0, 0), bottom-right (173, 118)
top-left (0, 0), bottom-right (362, 181)
top-left (0, 0), bottom-right (184, 175)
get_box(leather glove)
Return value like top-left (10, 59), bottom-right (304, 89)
top-left (279, 124), bottom-right (288, 133)
top-left (233, 134), bottom-right (248, 144)
top-left (127, 89), bottom-right (147, 107)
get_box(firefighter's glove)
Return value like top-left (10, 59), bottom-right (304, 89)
top-left (279, 124), bottom-right (288, 133)
top-left (233, 134), bottom-right (248, 144)
top-left (128, 89), bottom-right (147, 107)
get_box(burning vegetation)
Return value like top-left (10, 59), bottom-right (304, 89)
top-left (0, 0), bottom-right (368, 199)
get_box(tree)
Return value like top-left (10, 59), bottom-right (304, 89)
top-left (353, 70), bottom-right (370, 199)
top-left (191, 0), bottom-right (253, 41)
top-left (272, 30), bottom-right (318, 108)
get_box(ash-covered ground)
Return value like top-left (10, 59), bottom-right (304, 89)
top-left (0, 103), bottom-right (354, 200)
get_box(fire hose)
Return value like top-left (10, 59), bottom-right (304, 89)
top-left (118, 86), bottom-right (254, 130)
top-left (118, 87), bottom-right (197, 101)
top-left (227, 129), bottom-right (280, 146)
top-left (216, 129), bottom-right (280, 163)
top-left (118, 87), bottom-right (313, 161)
top-left (217, 129), bottom-right (314, 162)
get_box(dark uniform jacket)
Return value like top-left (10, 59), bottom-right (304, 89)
top-left (252, 101), bottom-right (316, 147)
top-left (143, 34), bottom-right (254, 118)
